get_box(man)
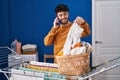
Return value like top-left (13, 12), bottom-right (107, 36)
top-left (44, 4), bottom-right (91, 63)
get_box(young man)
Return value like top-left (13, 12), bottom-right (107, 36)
top-left (44, 4), bottom-right (91, 63)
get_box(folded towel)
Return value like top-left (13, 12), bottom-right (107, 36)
top-left (22, 44), bottom-right (37, 52)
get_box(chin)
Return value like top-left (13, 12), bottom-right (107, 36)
top-left (61, 21), bottom-right (68, 24)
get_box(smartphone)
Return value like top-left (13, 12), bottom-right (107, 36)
top-left (56, 15), bottom-right (60, 25)
top-left (56, 15), bottom-right (61, 25)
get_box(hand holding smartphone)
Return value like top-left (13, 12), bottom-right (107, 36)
top-left (53, 16), bottom-right (60, 28)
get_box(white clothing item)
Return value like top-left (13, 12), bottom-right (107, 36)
top-left (70, 42), bottom-right (92, 55)
top-left (81, 42), bottom-right (93, 53)
top-left (10, 69), bottom-right (44, 80)
top-left (70, 46), bottom-right (86, 55)
top-left (63, 23), bottom-right (84, 56)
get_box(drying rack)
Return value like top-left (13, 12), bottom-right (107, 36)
top-left (0, 46), bottom-right (120, 80)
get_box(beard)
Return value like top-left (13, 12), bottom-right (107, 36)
top-left (60, 18), bottom-right (68, 25)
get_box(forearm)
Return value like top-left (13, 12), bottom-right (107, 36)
top-left (44, 27), bottom-right (58, 46)
top-left (81, 22), bottom-right (91, 37)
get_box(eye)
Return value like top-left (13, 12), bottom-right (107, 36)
top-left (64, 13), bottom-right (66, 15)
top-left (59, 14), bottom-right (62, 17)
top-left (64, 12), bottom-right (68, 16)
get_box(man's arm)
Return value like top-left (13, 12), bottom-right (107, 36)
top-left (44, 27), bottom-right (58, 46)
top-left (74, 16), bottom-right (91, 37)
top-left (44, 17), bottom-right (59, 46)
top-left (81, 22), bottom-right (91, 37)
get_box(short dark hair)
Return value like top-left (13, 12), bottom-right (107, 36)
top-left (55, 4), bottom-right (69, 14)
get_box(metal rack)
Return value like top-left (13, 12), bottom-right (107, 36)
top-left (77, 56), bottom-right (120, 80)
top-left (0, 46), bottom-right (67, 80)
top-left (0, 46), bottom-right (120, 80)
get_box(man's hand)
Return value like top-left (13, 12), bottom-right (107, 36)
top-left (74, 16), bottom-right (85, 27)
top-left (53, 17), bottom-right (59, 28)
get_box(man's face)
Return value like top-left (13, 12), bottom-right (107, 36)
top-left (57, 11), bottom-right (69, 25)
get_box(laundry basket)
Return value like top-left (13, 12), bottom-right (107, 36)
top-left (56, 53), bottom-right (90, 76)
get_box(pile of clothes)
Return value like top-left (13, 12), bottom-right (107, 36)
top-left (57, 23), bottom-right (92, 56)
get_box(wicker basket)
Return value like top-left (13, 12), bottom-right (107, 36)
top-left (56, 53), bottom-right (90, 76)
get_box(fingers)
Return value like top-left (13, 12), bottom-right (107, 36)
top-left (74, 16), bottom-right (85, 25)
top-left (53, 17), bottom-right (59, 28)
top-left (54, 17), bottom-right (59, 24)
